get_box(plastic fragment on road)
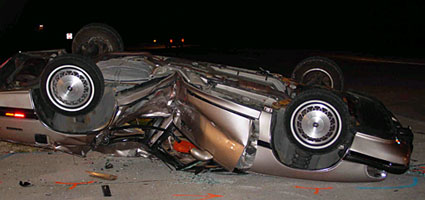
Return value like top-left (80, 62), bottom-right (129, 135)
top-left (102, 185), bottom-right (112, 197)
top-left (19, 181), bottom-right (31, 187)
top-left (173, 140), bottom-right (195, 153)
top-left (105, 160), bottom-right (114, 169)
top-left (86, 170), bottom-right (118, 180)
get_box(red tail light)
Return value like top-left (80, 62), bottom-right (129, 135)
top-left (14, 113), bottom-right (25, 118)
top-left (5, 112), bottom-right (25, 118)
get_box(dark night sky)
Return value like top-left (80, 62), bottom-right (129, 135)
top-left (1, 0), bottom-right (425, 58)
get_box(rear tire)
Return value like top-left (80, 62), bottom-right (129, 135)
top-left (72, 23), bottom-right (124, 59)
top-left (292, 56), bottom-right (344, 91)
top-left (272, 88), bottom-right (354, 170)
top-left (40, 54), bottom-right (104, 116)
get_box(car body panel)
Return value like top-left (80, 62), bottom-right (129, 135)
top-left (251, 146), bottom-right (385, 182)
top-left (0, 112), bottom-right (95, 156)
top-left (174, 83), bottom-right (254, 170)
top-left (0, 90), bottom-right (33, 109)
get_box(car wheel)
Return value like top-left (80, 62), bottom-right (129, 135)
top-left (40, 54), bottom-right (104, 116)
top-left (272, 88), bottom-right (354, 170)
top-left (292, 56), bottom-right (344, 91)
top-left (72, 23), bottom-right (124, 59)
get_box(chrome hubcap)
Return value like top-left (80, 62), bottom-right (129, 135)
top-left (290, 100), bottom-right (342, 149)
top-left (46, 65), bottom-right (95, 112)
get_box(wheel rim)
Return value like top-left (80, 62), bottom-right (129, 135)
top-left (290, 100), bottom-right (342, 149)
top-left (301, 68), bottom-right (334, 88)
top-left (46, 65), bottom-right (95, 112)
top-left (80, 37), bottom-right (113, 57)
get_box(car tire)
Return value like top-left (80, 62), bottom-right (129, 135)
top-left (39, 54), bottom-right (104, 116)
top-left (272, 88), bottom-right (354, 170)
top-left (292, 56), bottom-right (344, 91)
top-left (72, 23), bottom-right (124, 59)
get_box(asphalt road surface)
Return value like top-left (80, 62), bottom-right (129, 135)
top-left (1, 48), bottom-right (425, 200)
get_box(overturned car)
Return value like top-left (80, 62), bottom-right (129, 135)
top-left (0, 25), bottom-right (413, 182)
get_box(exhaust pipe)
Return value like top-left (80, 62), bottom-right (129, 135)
top-left (190, 147), bottom-right (213, 161)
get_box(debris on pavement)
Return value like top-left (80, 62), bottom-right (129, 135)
top-left (86, 170), bottom-right (118, 180)
top-left (19, 181), bottom-right (31, 187)
top-left (102, 185), bottom-right (112, 197)
top-left (105, 160), bottom-right (113, 169)
top-left (407, 164), bottom-right (425, 177)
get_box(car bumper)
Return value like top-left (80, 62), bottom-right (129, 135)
top-left (344, 91), bottom-right (414, 174)
top-left (346, 126), bottom-right (413, 174)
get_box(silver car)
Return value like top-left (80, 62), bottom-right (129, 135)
top-left (0, 24), bottom-right (413, 182)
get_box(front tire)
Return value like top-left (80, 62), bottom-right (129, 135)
top-left (40, 54), bottom-right (104, 116)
